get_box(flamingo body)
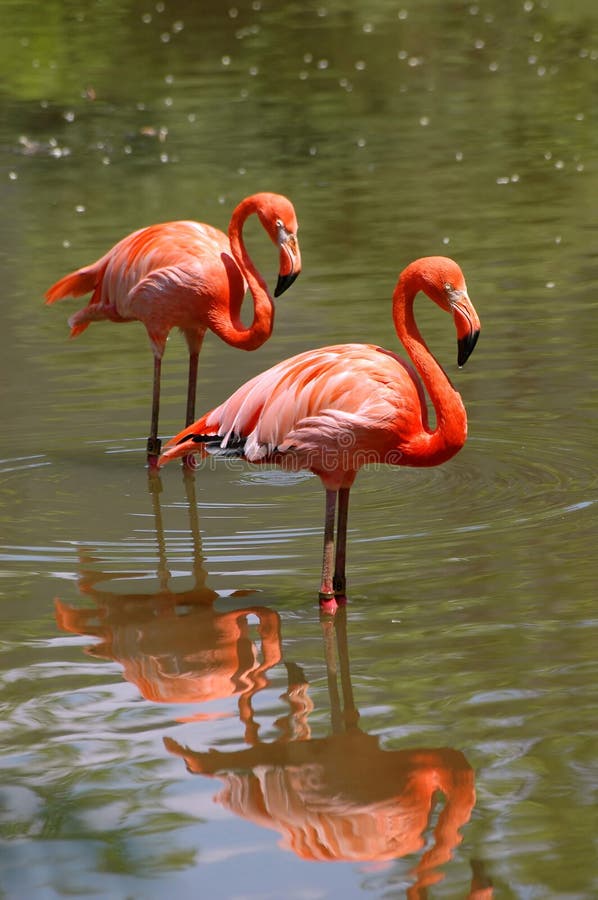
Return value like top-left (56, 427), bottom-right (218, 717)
top-left (167, 343), bottom-right (437, 490)
top-left (47, 221), bottom-right (239, 353)
top-left (159, 256), bottom-right (481, 603)
top-left (45, 193), bottom-right (301, 465)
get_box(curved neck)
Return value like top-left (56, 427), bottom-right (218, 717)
top-left (210, 196), bottom-right (275, 350)
top-left (393, 273), bottom-right (467, 466)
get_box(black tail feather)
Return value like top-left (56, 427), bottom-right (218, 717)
top-left (183, 432), bottom-right (247, 458)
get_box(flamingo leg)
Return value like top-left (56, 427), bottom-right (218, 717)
top-left (147, 356), bottom-right (162, 468)
top-left (333, 487), bottom-right (350, 600)
top-left (185, 351), bottom-right (199, 427)
top-left (319, 489), bottom-right (338, 604)
top-left (183, 345), bottom-right (202, 471)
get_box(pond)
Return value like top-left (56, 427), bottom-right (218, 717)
top-left (1, 1), bottom-right (597, 897)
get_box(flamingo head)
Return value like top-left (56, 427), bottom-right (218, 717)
top-left (407, 256), bottom-right (481, 367)
top-left (254, 193), bottom-right (302, 296)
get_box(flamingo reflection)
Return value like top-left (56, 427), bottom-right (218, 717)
top-left (54, 472), bottom-right (281, 731)
top-left (165, 609), bottom-right (492, 898)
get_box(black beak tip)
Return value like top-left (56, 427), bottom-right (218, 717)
top-left (274, 271), bottom-right (299, 297)
top-left (457, 330), bottom-right (480, 368)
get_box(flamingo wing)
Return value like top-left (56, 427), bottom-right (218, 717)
top-left (45, 221), bottom-right (232, 310)
top-left (93, 221), bottom-right (232, 310)
top-left (162, 344), bottom-right (428, 480)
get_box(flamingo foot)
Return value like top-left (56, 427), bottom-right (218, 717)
top-left (147, 436), bottom-right (162, 456)
top-left (146, 436), bottom-right (162, 471)
top-left (319, 594), bottom-right (339, 615)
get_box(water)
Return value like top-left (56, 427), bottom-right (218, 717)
top-left (1, 1), bottom-right (598, 897)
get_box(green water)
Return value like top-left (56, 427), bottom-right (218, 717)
top-left (1, 1), bottom-right (597, 897)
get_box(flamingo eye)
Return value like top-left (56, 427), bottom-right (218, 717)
top-left (276, 219), bottom-right (284, 228)
top-left (444, 282), bottom-right (454, 292)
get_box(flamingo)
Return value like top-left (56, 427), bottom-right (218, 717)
top-left (45, 192), bottom-right (301, 467)
top-left (158, 256), bottom-right (481, 607)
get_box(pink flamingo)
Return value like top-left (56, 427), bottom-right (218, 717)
top-left (45, 192), bottom-right (301, 467)
top-left (158, 256), bottom-right (481, 607)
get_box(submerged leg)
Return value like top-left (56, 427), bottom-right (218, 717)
top-left (147, 355), bottom-right (162, 468)
top-left (333, 487), bottom-right (350, 600)
top-left (319, 489), bottom-right (338, 607)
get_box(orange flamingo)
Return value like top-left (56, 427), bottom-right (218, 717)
top-left (45, 192), bottom-right (301, 467)
top-left (159, 256), bottom-right (481, 607)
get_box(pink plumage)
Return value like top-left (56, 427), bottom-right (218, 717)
top-left (45, 193), bottom-right (301, 466)
top-left (159, 256), bottom-right (481, 607)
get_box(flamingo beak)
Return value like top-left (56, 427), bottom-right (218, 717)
top-left (275, 270), bottom-right (299, 296)
top-left (275, 230), bottom-right (301, 297)
top-left (457, 329), bottom-right (480, 367)
top-left (450, 290), bottom-right (481, 367)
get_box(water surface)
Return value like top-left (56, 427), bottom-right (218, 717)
top-left (1, 1), bottom-right (597, 897)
